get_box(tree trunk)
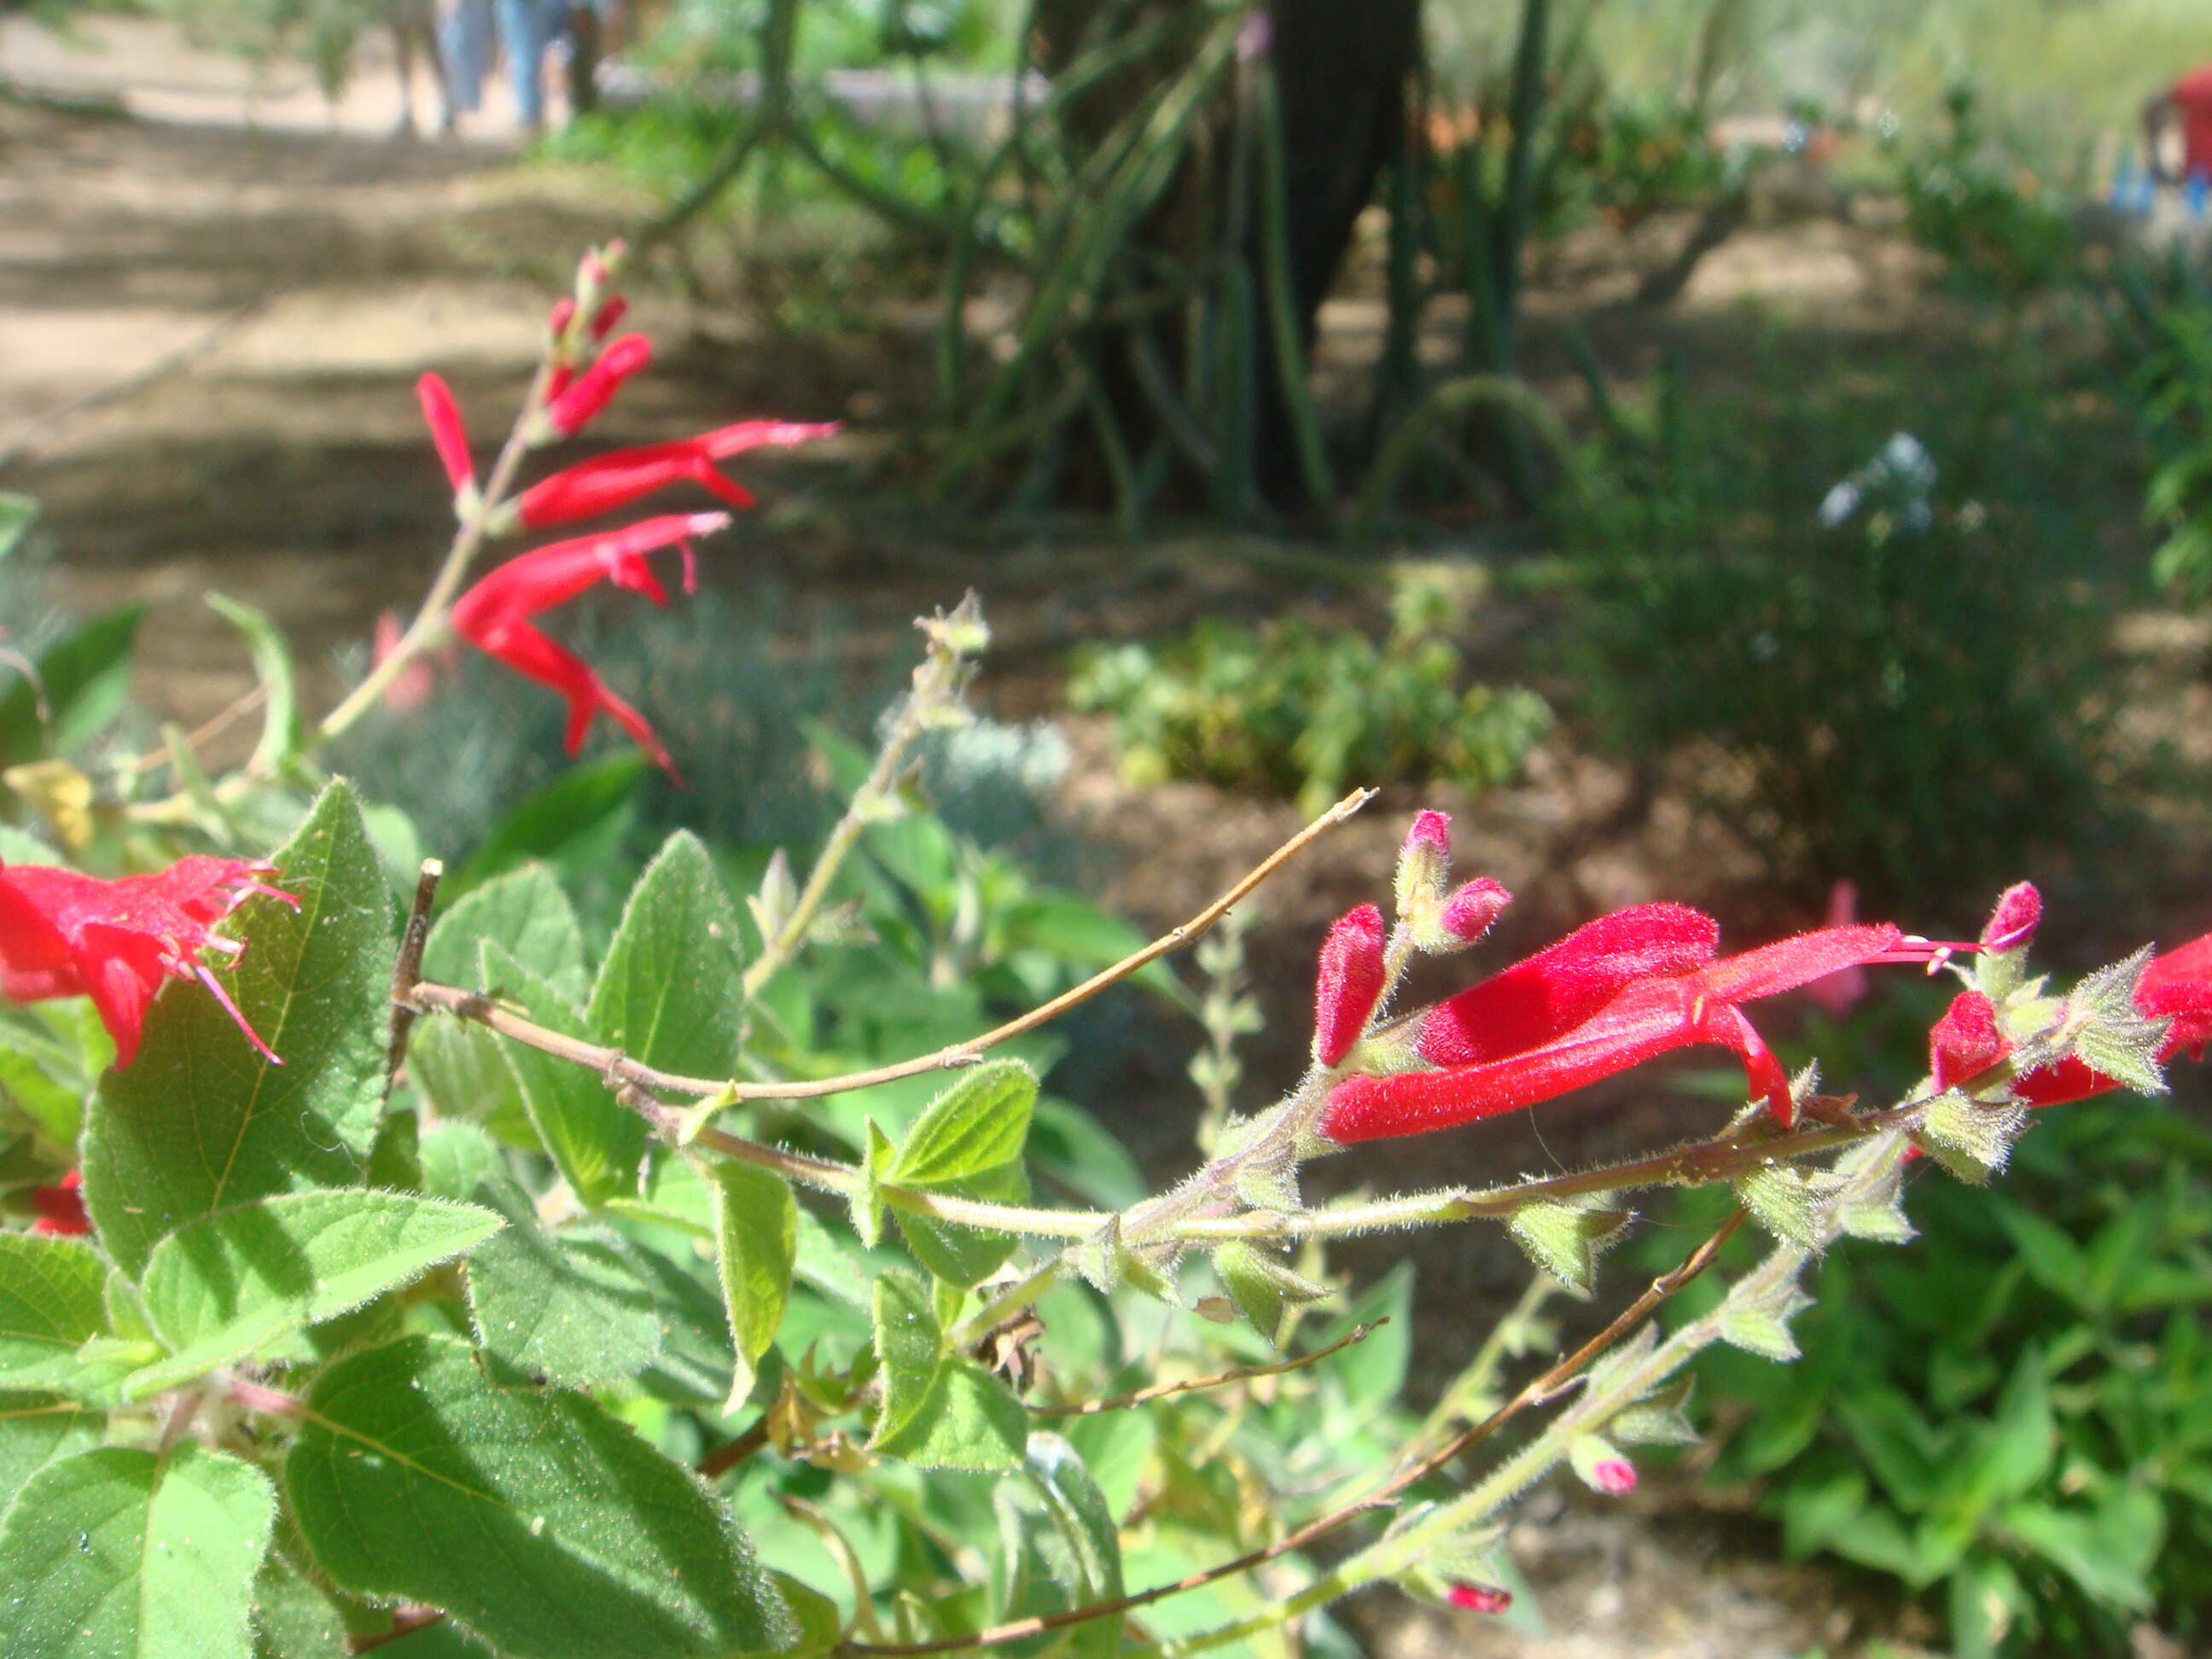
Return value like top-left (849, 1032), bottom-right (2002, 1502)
top-left (1033, 0), bottom-right (1421, 510)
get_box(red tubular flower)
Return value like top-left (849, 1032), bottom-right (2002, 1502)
top-left (510, 420), bottom-right (837, 533)
top-left (0, 857), bottom-right (294, 1067)
top-left (515, 440), bottom-right (755, 527)
top-left (30, 1170), bottom-right (89, 1236)
top-left (1802, 881), bottom-right (1869, 1016)
top-left (450, 512), bottom-right (731, 777)
top-left (544, 335), bottom-right (653, 438)
top-left (1313, 903), bottom-right (1388, 1068)
top-left (2015, 931), bottom-right (2212, 1106)
top-left (1324, 908), bottom-right (1930, 1142)
top-left (415, 373), bottom-right (475, 496)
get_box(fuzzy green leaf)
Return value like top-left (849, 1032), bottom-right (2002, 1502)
top-left (421, 864), bottom-right (587, 1002)
top-left (894, 1161), bottom-right (1027, 1288)
top-left (126, 1190), bottom-right (503, 1396)
top-left (890, 1061), bottom-right (1037, 1187)
top-left (589, 831), bottom-right (746, 1080)
top-left (0, 1391), bottom-right (95, 1497)
top-left (708, 1160), bottom-right (795, 1406)
top-left (1505, 1197), bottom-right (1631, 1295)
top-left (83, 783), bottom-right (393, 1276)
top-left (0, 1443), bottom-right (275, 1659)
top-left (463, 1178), bottom-right (660, 1389)
top-left (480, 942), bottom-right (647, 1208)
top-left (871, 1358), bottom-right (1027, 1471)
top-left (287, 1336), bottom-right (790, 1659)
top-left (0, 1234), bottom-right (104, 1392)
top-left (870, 1269), bottom-right (945, 1449)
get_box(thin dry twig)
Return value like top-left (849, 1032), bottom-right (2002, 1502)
top-left (830, 1210), bottom-right (1745, 1656)
top-left (386, 858), bottom-right (445, 1095)
top-left (404, 787), bottom-right (1376, 1105)
top-left (1027, 1319), bottom-right (1386, 1418)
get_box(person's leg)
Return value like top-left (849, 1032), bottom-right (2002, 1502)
top-left (440, 0), bottom-right (492, 120)
top-left (389, 3), bottom-right (420, 137)
top-left (497, 0), bottom-right (549, 132)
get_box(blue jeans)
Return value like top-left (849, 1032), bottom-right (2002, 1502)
top-left (497, 0), bottom-right (566, 129)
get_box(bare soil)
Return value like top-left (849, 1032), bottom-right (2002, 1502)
top-left (6, 23), bottom-right (2209, 1656)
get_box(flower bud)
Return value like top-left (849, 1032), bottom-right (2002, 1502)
top-left (1930, 988), bottom-right (2012, 1091)
top-left (1313, 903), bottom-right (1388, 1068)
top-left (547, 296), bottom-right (577, 343)
top-left (415, 372), bottom-right (475, 497)
top-left (1980, 882), bottom-right (2041, 955)
top-left (1394, 810), bottom-right (1451, 915)
top-left (1446, 1582), bottom-right (1511, 1614)
top-left (588, 295), bottom-right (629, 341)
top-left (1439, 877), bottom-right (1512, 943)
top-left (1569, 1435), bottom-right (1637, 1495)
top-left (544, 334), bottom-right (653, 439)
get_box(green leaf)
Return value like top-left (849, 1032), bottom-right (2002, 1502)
top-left (287, 1336), bottom-right (793, 1659)
top-left (1971, 1348), bottom-right (2055, 1505)
top-left (480, 942), bottom-right (647, 1208)
top-left (873, 1358), bottom-right (1028, 1471)
top-left (0, 1392), bottom-right (95, 1499)
top-left (870, 1270), bottom-right (946, 1450)
top-left (0, 1233), bottom-right (104, 1392)
top-left (448, 754), bottom-right (646, 899)
top-left (0, 1443), bottom-right (276, 1659)
top-left (406, 1020), bottom-right (527, 1143)
top-left (421, 864), bottom-right (587, 1002)
top-left (1021, 1434), bottom-right (1126, 1658)
top-left (83, 782), bottom-right (394, 1276)
top-left (125, 1190), bottom-right (504, 1396)
top-left (417, 1119), bottom-right (500, 1202)
top-left (894, 1161), bottom-right (1027, 1288)
top-left (0, 602), bottom-right (145, 769)
top-left (250, 1547), bottom-right (352, 1659)
top-left (205, 595), bottom-right (303, 776)
top-left (890, 1061), bottom-right (1037, 1186)
top-left (708, 1160), bottom-right (795, 1406)
top-left (589, 831), bottom-right (746, 1080)
top-left (463, 1178), bottom-right (661, 1389)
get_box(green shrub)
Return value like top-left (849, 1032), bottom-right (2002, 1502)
top-left (1068, 571), bottom-right (1551, 818)
top-left (1564, 406), bottom-right (2122, 909)
top-left (1650, 1091), bottom-right (2212, 1657)
top-left (1892, 80), bottom-right (2077, 300)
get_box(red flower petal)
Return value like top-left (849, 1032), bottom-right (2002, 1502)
top-left (415, 372), bottom-right (475, 494)
top-left (1417, 903), bottom-right (1720, 1068)
top-left (701, 419), bottom-right (841, 457)
top-left (544, 335), bottom-right (654, 438)
top-left (1980, 882), bottom-right (2042, 954)
top-left (30, 1171), bottom-right (89, 1236)
top-left (515, 441), bottom-right (755, 529)
top-left (1313, 904), bottom-right (1387, 1068)
top-left (1930, 989), bottom-right (2012, 1091)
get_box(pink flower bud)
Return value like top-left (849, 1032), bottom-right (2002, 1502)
top-left (547, 297), bottom-right (577, 341)
top-left (373, 609), bottom-right (439, 715)
top-left (1441, 877), bottom-right (1512, 941)
top-left (1980, 882), bottom-right (2041, 954)
top-left (1313, 903), bottom-right (1388, 1068)
top-left (415, 372), bottom-right (474, 495)
top-left (544, 335), bottom-right (653, 438)
top-left (1930, 989), bottom-right (2012, 1091)
top-left (1394, 809), bottom-right (1452, 912)
top-left (1592, 1458), bottom-right (1637, 1495)
top-left (1446, 1582), bottom-right (1511, 1614)
top-left (589, 295), bottom-right (629, 341)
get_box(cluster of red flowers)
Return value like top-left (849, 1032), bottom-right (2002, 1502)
top-left (1309, 814), bottom-right (2212, 1145)
top-left (411, 242), bottom-right (835, 777)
